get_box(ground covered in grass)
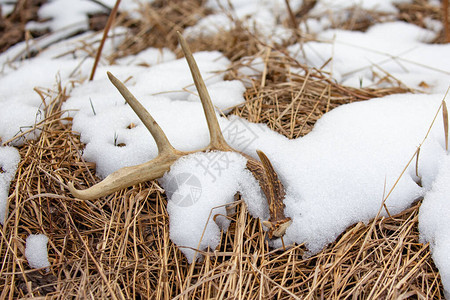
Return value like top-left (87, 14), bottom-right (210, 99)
top-left (0, 0), bottom-right (449, 298)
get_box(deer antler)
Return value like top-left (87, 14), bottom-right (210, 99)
top-left (68, 32), bottom-right (291, 238)
top-left (257, 150), bottom-right (292, 238)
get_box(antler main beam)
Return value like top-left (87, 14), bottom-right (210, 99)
top-left (68, 33), bottom-right (291, 238)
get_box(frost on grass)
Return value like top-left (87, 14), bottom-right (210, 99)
top-left (25, 234), bottom-right (51, 270)
top-left (0, 147), bottom-right (20, 224)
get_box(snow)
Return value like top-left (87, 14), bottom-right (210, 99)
top-left (187, 80), bottom-right (246, 113)
top-left (184, 0), bottom-right (303, 44)
top-left (310, 0), bottom-right (409, 15)
top-left (25, 0), bottom-right (156, 34)
top-left (160, 151), bottom-right (267, 262)
top-left (62, 50), bottom-right (240, 178)
top-left (25, 234), bottom-right (51, 270)
top-left (162, 93), bottom-right (448, 261)
top-left (1, 4), bottom-right (14, 17)
top-left (27, 0), bottom-right (104, 33)
top-left (1, 0), bottom-right (450, 294)
top-left (270, 93), bottom-right (446, 253)
top-left (288, 22), bottom-right (450, 93)
top-left (184, 0), bottom-right (414, 43)
top-left (0, 147), bottom-right (20, 224)
top-left (419, 155), bottom-right (450, 299)
top-left (0, 27), bottom-right (132, 147)
top-left (115, 47), bottom-right (176, 66)
top-left (0, 52), bottom-right (79, 146)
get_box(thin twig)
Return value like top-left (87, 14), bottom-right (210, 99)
top-left (89, 0), bottom-right (121, 81)
top-left (443, 0), bottom-right (450, 43)
top-left (284, 0), bottom-right (298, 30)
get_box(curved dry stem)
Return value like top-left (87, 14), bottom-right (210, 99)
top-left (69, 152), bottom-right (182, 199)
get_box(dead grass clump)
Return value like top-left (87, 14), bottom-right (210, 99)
top-left (185, 25), bottom-right (264, 62)
top-left (1, 109), bottom-right (444, 298)
top-left (320, 8), bottom-right (394, 32)
top-left (396, 0), bottom-right (447, 43)
top-left (227, 49), bottom-right (409, 138)
top-left (0, 56), bottom-right (442, 298)
top-left (0, 1), bottom-right (445, 298)
top-left (0, 0), bottom-right (48, 52)
top-left (110, 0), bottom-right (210, 60)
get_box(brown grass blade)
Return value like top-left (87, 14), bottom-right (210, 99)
top-left (443, 100), bottom-right (448, 151)
top-left (89, 0), bottom-right (121, 81)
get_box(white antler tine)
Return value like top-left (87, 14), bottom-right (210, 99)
top-left (177, 32), bottom-right (231, 151)
top-left (107, 71), bottom-right (175, 155)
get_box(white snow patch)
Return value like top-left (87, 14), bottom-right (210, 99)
top-left (1, 2), bottom-right (15, 17)
top-left (115, 47), bottom-right (176, 66)
top-left (25, 234), bottom-right (51, 270)
top-left (289, 21), bottom-right (450, 93)
top-left (160, 151), bottom-right (267, 262)
top-left (270, 93), bottom-right (446, 254)
top-left (27, 0), bottom-right (103, 33)
top-left (236, 56), bottom-right (266, 87)
top-left (2, 0), bottom-right (450, 294)
top-left (26, 0), bottom-right (156, 34)
top-left (0, 147), bottom-right (20, 224)
top-left (157, 93), bottom-right (448, 258)
top-left (62, 51), bottom-right (245, 178)
top-left (0, 56), bottom-right (81, 145)
top-left (310, 0), bottom-right (409, 15)
top-left (187, 80), bottom-right (246, 113)
top-left (184, 0), bottom-right (302, 44)
top-left (419, 155), bottom-right (450, 298)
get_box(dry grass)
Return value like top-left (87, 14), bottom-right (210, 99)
top-left (0, 0), bottom-right (446, 298)
top-left (397, 0), bottom-right (448, 43)
top-left (0, 0), bottom-right (48, 52)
